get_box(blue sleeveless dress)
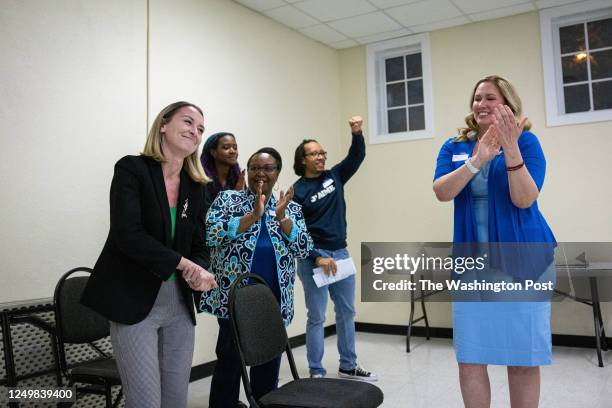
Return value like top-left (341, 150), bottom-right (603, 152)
top-left (452, 162), bottom-right (553, 366)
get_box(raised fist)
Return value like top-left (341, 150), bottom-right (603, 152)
top-left (349, 116), bottom-right (363, 133)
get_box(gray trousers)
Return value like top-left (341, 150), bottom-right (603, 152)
top-left (110, 279), bottom-right (195, 408)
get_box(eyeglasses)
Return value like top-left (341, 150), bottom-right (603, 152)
top-left (248, 165), bottom-right (278, 174)
top-left (305, 151), bottom-right (327, 159)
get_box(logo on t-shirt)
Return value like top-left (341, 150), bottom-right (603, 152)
top-left (310, 179), bottom-right (335, 203)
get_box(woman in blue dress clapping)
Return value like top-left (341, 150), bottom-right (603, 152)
top-left (433, 75), bottom-right (556, 408)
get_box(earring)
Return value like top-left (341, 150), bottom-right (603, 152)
top-left (274, 183), bottom-right (279, 192)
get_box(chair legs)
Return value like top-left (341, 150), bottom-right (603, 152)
top-left (103, 381), bottom-right (123, 408)
top-left (57, 381), bottom-right (75, 408)
top-left (104, 382), bottom-right (113, 408)
top-left (61, 380), bottom-right (122, 408)
top-left (111, 388), bottom-right (123, 408)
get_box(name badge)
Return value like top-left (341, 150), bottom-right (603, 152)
top-left (322, 178), bottom-right (334, 188)
top-left (452, 154), bottom-right (469, 162)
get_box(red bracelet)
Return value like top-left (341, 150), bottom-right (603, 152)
top-left (506, 161), bottom-right (524, 171)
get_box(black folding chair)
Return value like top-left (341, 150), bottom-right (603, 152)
top-left (53, 267), bottom-right (122, 407)
top-left (229, 273), bottom-right (384, 408)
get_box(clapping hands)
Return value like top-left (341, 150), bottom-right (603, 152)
top-left (252, 180), bottom-right (266, 220)
top-left (492, 105), bottom-right (527, 151)
top-left (235, 169), bottom-right (246, 191)
top-left (474, 125), bottom-right (501, 165)
top-left (275, 186), bottom-right (294, 220)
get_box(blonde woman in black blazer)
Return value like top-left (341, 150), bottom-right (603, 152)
top-left (82, 101), bottom-right (217, 408)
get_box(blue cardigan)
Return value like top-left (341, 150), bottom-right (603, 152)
top-left (434, 131), bottom-right (556, 279)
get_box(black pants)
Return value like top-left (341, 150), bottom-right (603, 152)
top-left (209, 318), bottom-right (281, 408)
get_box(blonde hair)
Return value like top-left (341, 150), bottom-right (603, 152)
top-left (456, 75), bottom-right (531, 142)
top-left (143, 101), bottom-right (210, 184)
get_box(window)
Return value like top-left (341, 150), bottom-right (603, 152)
top-left (366, 34), bottom-right (434, 144)
top-left (540, 0), bottom-right (612, 126)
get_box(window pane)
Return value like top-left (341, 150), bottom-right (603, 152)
top-left (405, 53), bottom-right (422, 78)
top-left (588, 17), bottom-right (612, 49)
top-left (408, 105), bottom-right (425, 131)
top-left (407, 80), bottom-right (423, 105)
top-left (559, 23), bottom-right (585, 54)
top-left (562, 54), bottom-right (588, 83)
top-left (593, 80), bottom-right (612, 110)
top-left (385, 56), bottom-right (404, 82)
top-left (563, 84), bottom-right (590, 113)
top-left (386, 83), bottom-right (406, 108)
top-left (590, 49), bottom-right (612, 80)
top-left (388, 108), bottom-right (407, 133)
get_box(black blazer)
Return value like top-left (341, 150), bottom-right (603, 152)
top-left (81, 155), bottom-right (208, 325)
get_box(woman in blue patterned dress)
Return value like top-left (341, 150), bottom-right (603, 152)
top-left (433, 76), bottom-right (556, 408)
top-left (198, 147), bottom-right (313, 408)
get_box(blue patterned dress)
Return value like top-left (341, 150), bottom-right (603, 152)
top-left (198, 189), bottom-right (313, 325)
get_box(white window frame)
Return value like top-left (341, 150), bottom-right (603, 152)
top-left (540, 0), bottom-right (612, 127)
top-left (366, 34), bottom-right (434, 144)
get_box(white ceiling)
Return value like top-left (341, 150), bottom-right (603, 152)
top-left (233, 0), bottom-right (588, 49)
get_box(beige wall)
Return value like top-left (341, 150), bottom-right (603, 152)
top-left (1, 0), bottom-right (610, 374)
top-left (339, 11), bottom-right (612, 336)
top-left (0, 0), bottom-right (340, 367)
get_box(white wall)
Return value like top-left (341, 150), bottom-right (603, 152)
top-left (339, 11), bottom-right (612, 336)
top-left (0, 0), bottom-right (147, 299)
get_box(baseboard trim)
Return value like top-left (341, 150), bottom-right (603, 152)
top-left (551, 333), bottom-right (612, 349)
top-left (189, 324), bottom-right (337, 382)
top-left (189, 360), bottom-right (216, 382)
top-left (355, 322), bottom-right (453, 338)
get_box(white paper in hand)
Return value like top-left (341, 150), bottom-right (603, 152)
top-left (312, 258), bottom-right (356, 288)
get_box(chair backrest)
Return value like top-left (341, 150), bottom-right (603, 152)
top-left (54, 267), bottom-right (110, 344)
top-left (229, 274), bottom-right (288, 367)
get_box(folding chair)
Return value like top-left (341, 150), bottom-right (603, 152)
top-left (229, 273), bottom-right (384, 408)
top-left (54, 267), bottom-right (122, 407)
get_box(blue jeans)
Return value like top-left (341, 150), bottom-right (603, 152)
top-left (297, 247), bottom-right (357, 376)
